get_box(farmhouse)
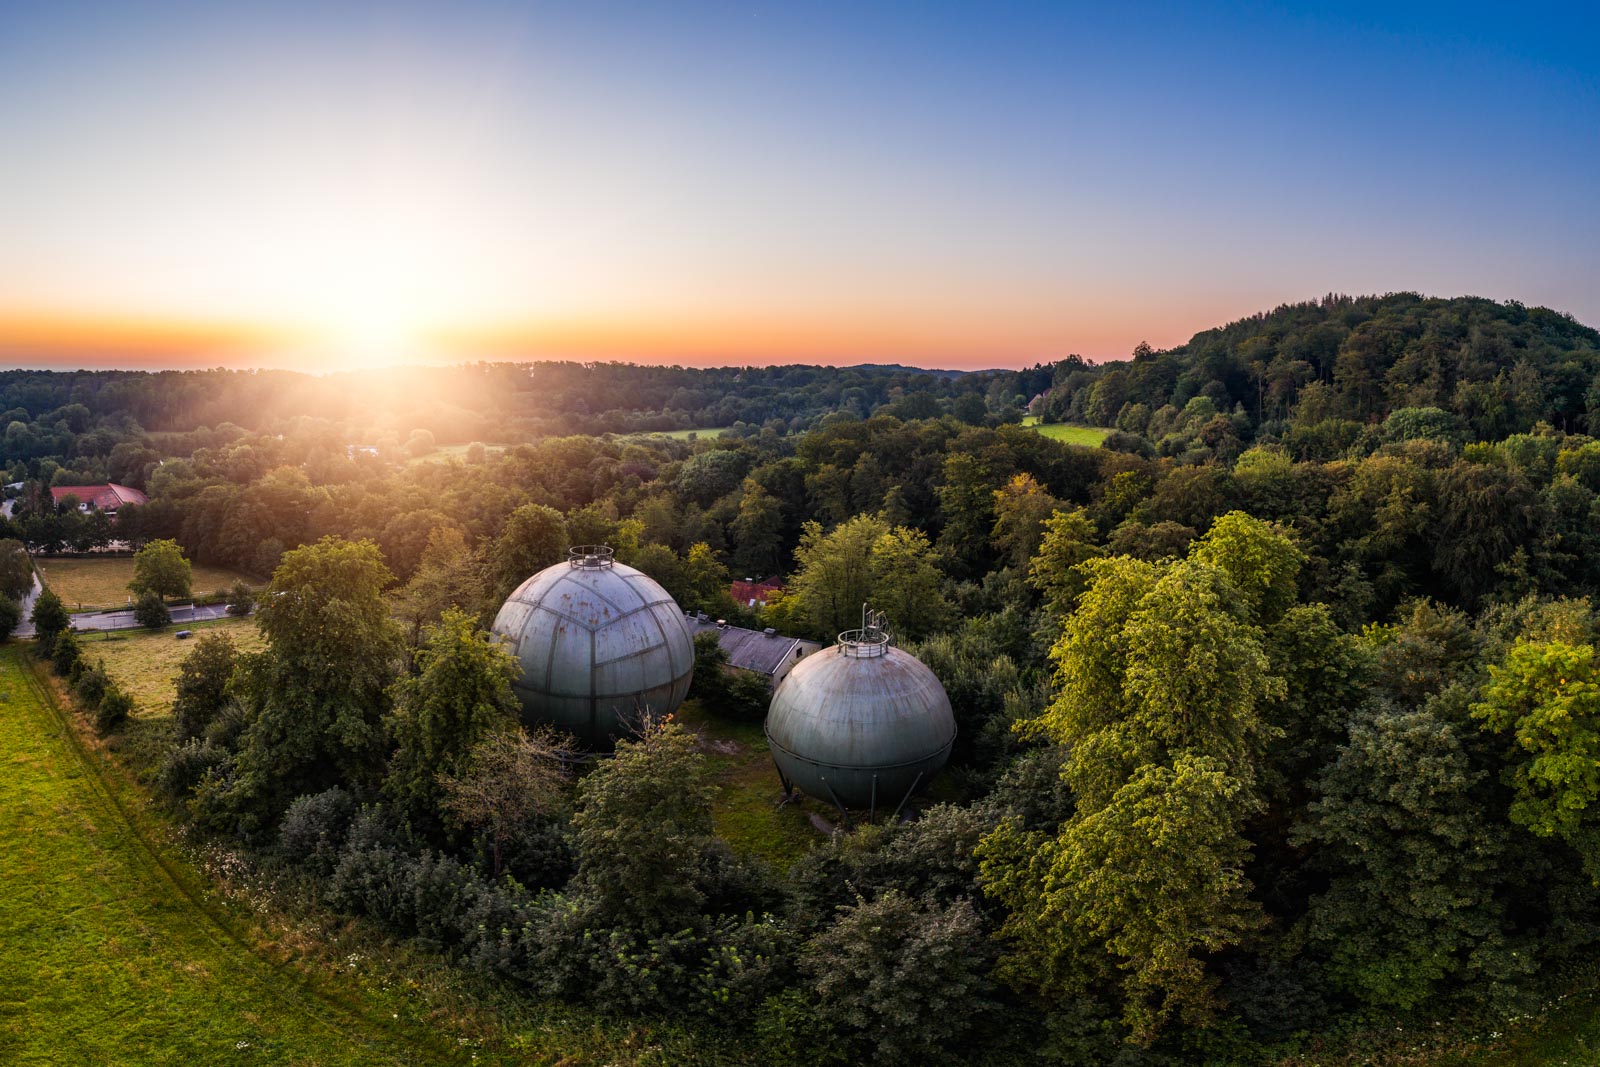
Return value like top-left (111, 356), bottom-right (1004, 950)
top-left (50, 483), bottom-right (148, 515)
top-left (730, 577), bottom-right (784, 608)
top-left (687, 613), bottom-right (822, 687)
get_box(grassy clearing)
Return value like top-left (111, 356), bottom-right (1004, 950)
top-left (675, 699), bottom-right (826, 870)
top-left (0, 648), bottom-right (462, 1065)
top-left (79, 617), bottom-right (265, 719)
top-left (404, 442), bottom-right (507, 466)
top-left (38, 556), bottom-right (255, 612)
top-left (621, 427), bottom-right (735, 441)
top-left (2, 648), bottom-right (756, 1065)
top-left (1020, 415), bottom-right (1110, 446)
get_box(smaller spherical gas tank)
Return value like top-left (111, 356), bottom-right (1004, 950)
top-left (491, 546), bottom-right (694, 747)
top-left (765, 628), bottom-right (954, 811)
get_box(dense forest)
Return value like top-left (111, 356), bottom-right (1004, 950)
top-left (16, 292), bottom-right (1600, 1064)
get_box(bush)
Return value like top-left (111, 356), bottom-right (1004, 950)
top-left (51, 628), bottom-right (82, 677)
top-left (95, 684), bottom-right (133, 733)
top-left (689, 631), bottom-right (771, 721)
top-left (172, 634), bottom-right (237, 740)
top-left (0, 595), bottom-right (21, 641)
top-left (800, 890), bottom-right (998, 1063)
top-left (203, 698), bottom-right (252, 751)
top-left (225, 582), bottom-right (255, 617)
top-left (158, 737), bottom-right (229, 801)
top-left (134, 592), bottom-right (170, 629)
top-left (328, 844), bottom-right (419, 930)
top-left (279, 787), bottom-right (357, 877)
top-left (31, 589), bottom-right (69, 657)
top-left (74, 661), bottom-right (108, 707)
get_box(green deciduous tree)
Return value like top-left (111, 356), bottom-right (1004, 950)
top-left (982, 526), bottom-right (1293, 1042)
top-left (571, 720), bottom-right (717, 932)
top-left (991, 472), bottom-right (1063, 570)
top-left (225, 538), bottom-right (402, 828)
top-left (30, 588), bottom-right (69, 657)
top-left (732, 480), bottom-right (786, 578)
top-left (0, 538), bottom-right (33, 602)
top-left (868, 525), bottom-right (949, 640)
top-left (790, 515), bottom-right (887, 639)
top-left (172, 633), bottom-right (237, 741)
top-left (128, 537), bottom-right (192, 600)
top-left (1027, 507), bottom-right (1102, 620)
top-left (982, 755), bottom-right (1264, 1042)
top-left (384, 609), bottom-right (522, 827)
top-left (1294, 699), bottom-right (1514, 1009)
top-left (1189, 510), bottom-right (1303, 624)
top-left (1474, 641), bottom-right (1600, 878)
top-left (489, 503), bottom-right (568, 603)
top-left (438, 725), bottom-right (572, 878)
top-left (134, 591), bottom-right (170, 629)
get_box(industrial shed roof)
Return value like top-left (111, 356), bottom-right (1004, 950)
top-left (687, 616), bottom-right (821, 677)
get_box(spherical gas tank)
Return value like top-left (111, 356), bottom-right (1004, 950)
top-left (491, 546), bottom-right (694, 747)
top-left (764, 628), bottom-right (955, 812)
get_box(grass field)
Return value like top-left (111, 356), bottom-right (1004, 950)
top-left (0, 648), bottom-right (756, 1066)
top-left (0, 648), bottom-right (466, 1065)
top-left (622, 426), bottom-right (734, 441)
top-left (1020, 415), bottom-right (1110, 446)
top-left (675, 700), bottom-right (824, 870)
top-left (404, 442), bottom-right (508, 466)
top-left (78, 617), bottom-right (265, 718)
top-left (38, 556), bottom-right (255, 612)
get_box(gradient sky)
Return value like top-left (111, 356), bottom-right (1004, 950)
top-left (1, 1), bottom-right (1596, 371)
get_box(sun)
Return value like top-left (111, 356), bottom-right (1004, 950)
top-left (323, 298), bottom-right (427, 367)
top-left (304, 254), bottom-right (445, 369)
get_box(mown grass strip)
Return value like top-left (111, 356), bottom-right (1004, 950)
top-left (0, 648), bottom-right (464, 1065)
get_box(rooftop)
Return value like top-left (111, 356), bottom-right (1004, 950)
top-left (49, 483), bottom-right (148, 510)
top-left (687, 614), bottom-right (822, 677)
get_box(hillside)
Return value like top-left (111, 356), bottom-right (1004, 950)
top-left (1032, 294), bottom-right (1600, 446)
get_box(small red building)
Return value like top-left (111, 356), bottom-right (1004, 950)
top-left (50, 483), bottom-right (148, 515)
top-left (730, 577), bottom-right (784, 608)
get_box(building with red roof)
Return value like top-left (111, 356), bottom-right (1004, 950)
top-left (50, 483), bottom-right (148, 514)
top-left (731, 577), bottom-right (784, 608)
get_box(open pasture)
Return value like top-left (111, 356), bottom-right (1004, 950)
top-left (38, 556), bottom-right (255, 612)
top-left (1019, 415), bottom-right (1110, 446)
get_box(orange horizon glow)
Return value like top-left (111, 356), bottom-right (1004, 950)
top-left (0, 301), bottom-right (1224, 373)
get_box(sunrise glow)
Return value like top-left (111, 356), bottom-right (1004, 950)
top-left (0, 3), bottom-right (1595, 371)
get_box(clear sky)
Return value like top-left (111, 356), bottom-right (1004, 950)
top-left (1, 1), bottom-right (1595, 371)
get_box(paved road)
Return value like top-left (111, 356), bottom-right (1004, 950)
top-left (16, 601), bottom-right (239, 638)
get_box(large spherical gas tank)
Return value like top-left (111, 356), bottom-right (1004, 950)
top-left (764, 630), bottom-right (955, 812)
top-left (491, 546), bottom-right (694, 747)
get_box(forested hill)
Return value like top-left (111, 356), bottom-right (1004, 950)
top-left (1033, 293), bottom-right (1600, 446)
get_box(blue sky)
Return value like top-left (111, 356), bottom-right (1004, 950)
top-left (0, 1), bottom-right (1595, 369)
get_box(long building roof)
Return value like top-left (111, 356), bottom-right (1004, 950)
top-left (49, 483), bottom-right (148, 509)
top-left (687, 616), bottom-right (821, 676)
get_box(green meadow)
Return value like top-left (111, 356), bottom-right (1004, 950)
top-left (1019, 415), bottom-right (1110, 446)
top-left (0, 648), bottom-right (743, 1066)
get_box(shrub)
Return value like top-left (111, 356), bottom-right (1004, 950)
top-left (203, 698), bottom-right (252, 751)
top-left (278, 787), bottom-right (357, 877)
top-left (328, 844), bottom-right (418, 930)
top-left (172, 633), bottom-right (236, 740)
top-left (225, 582), bottom-right (255, 617)
top-left (800, 890), bottom-right (998, 1063)
top-left (0, 595), bottom-right (21, 641)
top-left (95, 684), bottom-right (133, 733)
top-left (158, 738), bottom-right (229, 801)
top-left (31, 589), bottom-right (69, 657)
top-left (74, 661), bottom-right (108, 707)
top-left (51, 628), bottom-right (82, 677)
top-left (134, 592), bottom-right (170, 629)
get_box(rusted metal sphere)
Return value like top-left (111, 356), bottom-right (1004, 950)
top-left (765, 629), bottom-right (955, 813)
top-left (491, 546), bottom-right (694, 747)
